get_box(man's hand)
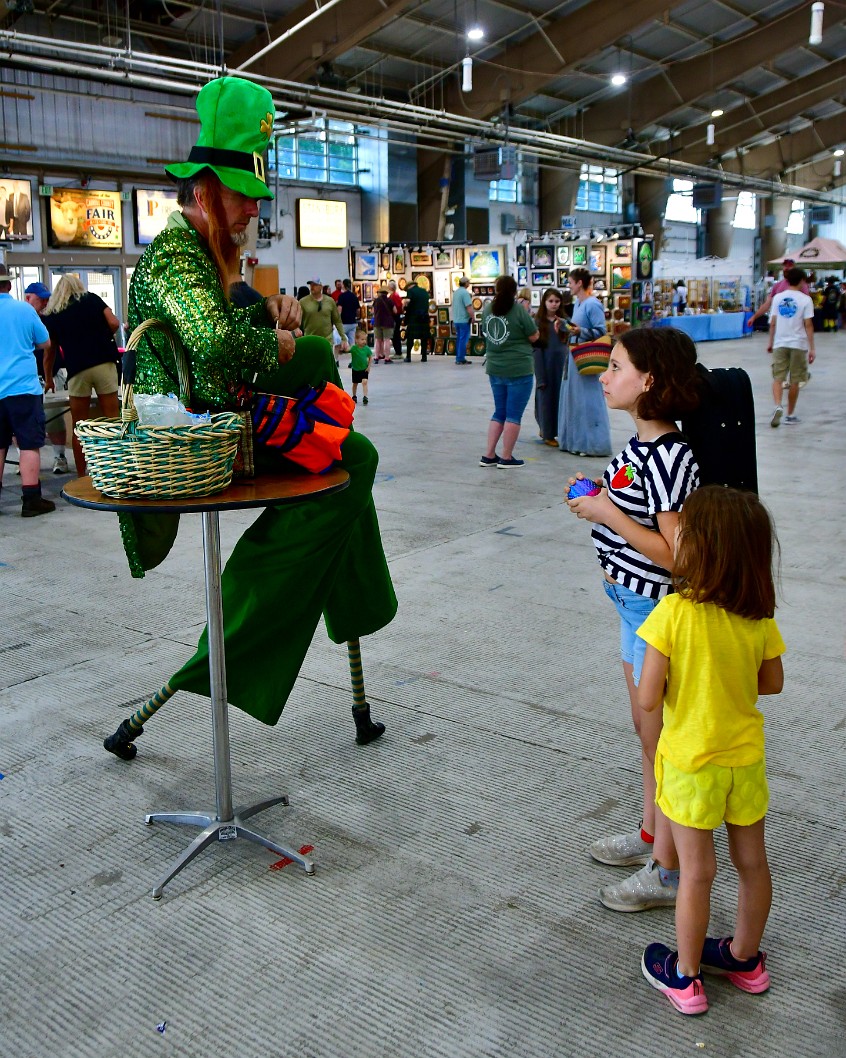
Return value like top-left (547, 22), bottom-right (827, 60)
top-left (809, 348), bottom-right (816, 364)
top-left (341, 341), bottom-right (350, 352)
top-left (266, 294), bottom-right (302, 330)
top-left (43, 376), bottom-right (55, 393)
top-left (276, 329), bottom-right (296, 363)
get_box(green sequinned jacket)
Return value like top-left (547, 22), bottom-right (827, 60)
top-left (128, 214), bottom-right (277, 408)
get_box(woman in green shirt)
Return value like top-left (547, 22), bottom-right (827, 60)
top-left (479, 275), bottom-right (539, 468)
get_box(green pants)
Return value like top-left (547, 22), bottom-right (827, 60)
top-left (167, 336), bottom-right (397, 724)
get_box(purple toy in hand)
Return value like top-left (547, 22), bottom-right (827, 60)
top-left (567, 478), bottom-right (601, 500)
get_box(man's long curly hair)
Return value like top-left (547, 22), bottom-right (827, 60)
top-left (176, 172), bottom-right (239, 299)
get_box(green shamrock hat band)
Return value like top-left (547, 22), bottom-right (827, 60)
top-left (165, 76), bottom-right (275, 200)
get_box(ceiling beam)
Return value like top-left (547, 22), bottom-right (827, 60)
top-left (230, 0), bottom-right (419, 82)
top-left (440, 0), bottom-right (671, 120)
top-left (666, 64), bottom-right (846, 165)
top-left (718, 112), bottom-right (846, 180)
top-left (576, 5), bottom-right (818, 145)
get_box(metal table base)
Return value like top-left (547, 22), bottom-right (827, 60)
top-left (143, 509), bottom-right (315, 899)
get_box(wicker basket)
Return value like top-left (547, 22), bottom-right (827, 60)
top-left (75, 319), bottom-right (243, 498)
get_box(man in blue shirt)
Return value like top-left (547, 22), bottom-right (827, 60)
top-left (0, 263), bottom-right (55, 516)
top-left (451, 276), bottom-right (475, 365)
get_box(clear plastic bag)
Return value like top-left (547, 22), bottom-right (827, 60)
top-left (133, 393), bottom-right (211, 427)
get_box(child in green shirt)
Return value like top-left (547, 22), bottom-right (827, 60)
top-left (350, 327), bottom-right (372, 404)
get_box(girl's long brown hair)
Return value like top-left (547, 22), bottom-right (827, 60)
top-left (491, 274), bottom-right (517, 316)
top-left (535, 288), bottom-right (565, 346)
top-left (673, 485), bottom-right (778, 620)
top-left (618, 327), bottom-right (701, 421)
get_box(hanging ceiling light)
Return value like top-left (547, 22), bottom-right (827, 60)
top-left (706, 123), bottom-right (716, 146)
top-left (710, 108), bottom-right (724, 118)
top-left (835, 159), bottom-right (842, 177)
top-left (462, 55), bottom-right (473, 92)
top-left (809, 2), bottom-right (824, 44)
top-left (467, 26), bottom-right (484, 41)
top-left (610, 72), bottom-right (627, 87)
top-left (833, 148), bottom-right (845, 157)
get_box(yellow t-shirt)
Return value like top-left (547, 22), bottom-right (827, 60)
top-left (638, 594), bottom-right (785, 772)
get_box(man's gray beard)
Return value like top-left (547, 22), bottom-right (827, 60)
top-left (230, 230), bottom-right (249, 247)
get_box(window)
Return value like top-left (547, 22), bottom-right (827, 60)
top-left (732, 190), bottom-right (757, 229)
top-left (785, 199), bottom-right (805, 235)
top-left (576, 165), bottom-right (620, 213)
top-left (489, 177), bottom-right (519, 203)
top-left (270, 118), bottom-right (358, 186)
top-left (664, 179), bottom-right (700, 224)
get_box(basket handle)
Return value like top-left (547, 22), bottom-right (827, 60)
top-left (125, 319), bottom-right (192, 405)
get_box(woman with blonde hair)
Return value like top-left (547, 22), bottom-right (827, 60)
top-left (43, 274), bottom-right (122, 475)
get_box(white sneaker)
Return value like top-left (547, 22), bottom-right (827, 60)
top-left (770, 405), bottom-right (783, 428)
top-left (599, 858), bottom-right (678, 913)
top-left (589, 829), bottom-right (653, 866)
top-left (52, 454), bottom-right (70, 474)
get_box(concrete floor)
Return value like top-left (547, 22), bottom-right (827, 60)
top-left (2, 331), bottom-right (844, 1058)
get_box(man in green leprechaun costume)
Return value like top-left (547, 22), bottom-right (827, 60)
top-left (103, 76), bottom-right (397, 759)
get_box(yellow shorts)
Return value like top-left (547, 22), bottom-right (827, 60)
top-left (655, 751), bottom-right (768, 830)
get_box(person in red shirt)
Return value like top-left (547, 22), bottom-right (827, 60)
top-left (331, 279), bottom-right (343, 303)
top-left (748, 258), bottom-right (811, 328)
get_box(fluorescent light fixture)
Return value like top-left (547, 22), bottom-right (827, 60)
top-left (610, 73), bottom-right (627, 87)
top-left (835, 159), bottom-right (842, 177)
top-left (710, 108), bottom-right (724, 118)
top-left (706, 123), bottom-right (716, 146)
top-left (467, 26), bottom-right (484, 40)
top-left (809, 2), bottom-right (824, 45)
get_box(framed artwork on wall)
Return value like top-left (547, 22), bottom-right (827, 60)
top-left (446, 337), bottom-right (457, 355)
top-left (469, 247), bottom-right (503, 279)
top-left (362, 282), bottom-right (374, 300)
top-left (412, 271), bottom-right (432, 292)
top-left (571, 245), bottom-right (587, 266)
top-left (437, 307), bottom-right (449, 325)
top-left (532, 270), bottom-right (554, 287)
top-left (450, 269), bottom-right (466, 290)
top-left (434, 248), bottom-right (452, 268)
top-left (470, 322), bottom-right (479, 336)
top-left (437, 324), bottom-right (451, 338)
top-left (530, 244), bottom-right (554, 268)
top-left (434, 270), bottom-right (451, 305)
top-left (613, 242), bottom-right (632, 260)
top-left (453, 247), bottom-right (464, 267)
top-left (435, 338), bottom-right (445, 355)
top-left (631, 281), bottom-right (643, 300)
top-left (410, 250), bottom-right (433, 267)
top-left (611, 265), bottom-right (632, 290)
top-left (471, 338), bottom-right (486, 355)
top-left (353, 282), bottom-right (363, 298)
top-left (556, 245), bottom-right (570, 266)
top-left (530, 289), bottom-right (541, 306)
top-left (393, 250), bottom-right (406, 273)
top-left (517, 266), bottom-right (528, 287)
top-left (516, 245), bottom-right (527, 266)
top-left (557, 269), bottom-right (569, 288)
top-left (589, 246), bottom-right (607, 275)
top-left (381, 252), bottom-right (392, 270)
top-left (354, 251), bottom-right (379, 280)
top-left (398, 276), bottom-right (408, 291)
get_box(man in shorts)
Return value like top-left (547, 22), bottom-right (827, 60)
top-left (767, 266), bottom-right (815, 427)
top-left (0, 263), bottom-right (55, 516)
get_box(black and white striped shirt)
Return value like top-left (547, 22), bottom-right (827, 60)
top-left (592, 435), bottom-right (699, 599)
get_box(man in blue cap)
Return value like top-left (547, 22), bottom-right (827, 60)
top-left (24, 280), bottom-right (69, 473)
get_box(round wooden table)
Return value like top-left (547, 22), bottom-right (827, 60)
top-left (63, 469), bottom-right (349, 899)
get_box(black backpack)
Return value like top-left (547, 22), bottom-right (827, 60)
top-left (680, 364), bottom-right (758, 494)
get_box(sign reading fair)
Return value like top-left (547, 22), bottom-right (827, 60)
top-left (48, 189), bottom-right (122, 248)
top-left (134, 188), bottom-right (179, 245)
top-left (297, 198), bottom-right (347, 248)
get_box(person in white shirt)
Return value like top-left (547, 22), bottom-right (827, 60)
top-left (671, 281), bottom-right (687, 315)
top-left (767, 266), bottom-right (815, 428)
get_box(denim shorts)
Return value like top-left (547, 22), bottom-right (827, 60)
top-left (0, 393), bottom-right (46, 450)
top-left (602, 579), bottom-right (660, 685)
top-left (488, 373), bottom-right (534, 425)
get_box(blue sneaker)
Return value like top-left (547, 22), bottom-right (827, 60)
top-left (497, 456), bottom-right (525, 468)
top-left (700, 936), bottom-right (770, 993)
top-left (641, 943), bottom-right (708, 1016)
top-left (479, 454), bottom-right (499, 467)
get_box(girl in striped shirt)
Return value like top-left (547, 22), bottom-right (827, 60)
top-left (567, 328), bottom-right (701, 913)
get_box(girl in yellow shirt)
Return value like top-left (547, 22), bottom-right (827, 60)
top-left (637, 486), bottom-right (785, 1015)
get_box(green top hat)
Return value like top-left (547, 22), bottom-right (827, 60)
top-left (166, 77), bottom-right (275, 200)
